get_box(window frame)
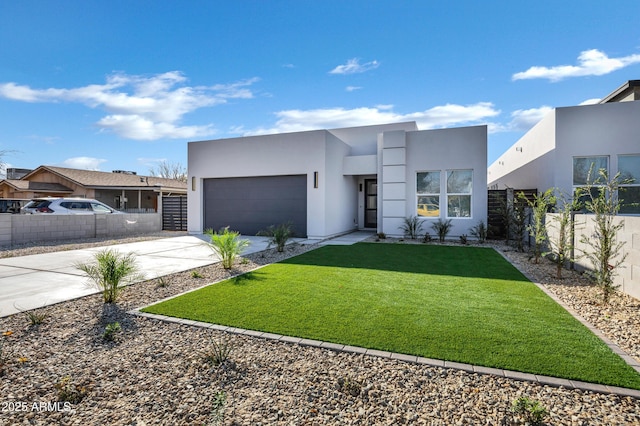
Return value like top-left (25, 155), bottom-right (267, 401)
top-left (416, 170), bottom-right (441, 218)
top-left (446, 169), bottom-right (473, 219)
top-left (572, 156), bottom-right (610, 210)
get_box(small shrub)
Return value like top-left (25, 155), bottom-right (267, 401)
top-left (470, 220), bottom-right (487, 243)
top-left (210, 390), bottom-right (227, 425)
top-left (511, 396), bottom-right (548, 425)
top-left (459, 234), bottom-right (468, 245)
top-left (55, 375), bottom-right (87, 403)
top-left (190, 271), bottom-right (203, 279)
top-left (399, 216), bottom-right (424, 239)
top-left (337, 376), bottom-right (362, 397)
top-left (525, 188), bottom-right (556, 264)
top-left (25, 310), bottom-right (49, 326)
top-left (75, 249), bottom-right (143, 303)
top-left (376, 232), bottom-right (386, 239)
top-left (422, 232), bottom-right (432, 243)
top-left (102, 322), bottom-right (121, 342)
top-left (240, 257), bottom-right (250, 265)
top-left (203, 338), bottom-right (233, 366)
top-left (205, 227), bottom-right (250, 269)
top-left (257, 222), bottom-right (294, 252)
top-left (431, 219), bottom-right (452, 242)
top-left (156, 277), bottom-right (170, 287)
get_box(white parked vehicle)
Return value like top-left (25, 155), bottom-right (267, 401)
top-left (21, 198), bottom-right (122, 215)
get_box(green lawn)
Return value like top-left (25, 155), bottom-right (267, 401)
top-left (142, 243), bottom-right (640, 389)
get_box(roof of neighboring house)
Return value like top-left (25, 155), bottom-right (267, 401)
top-left (23, 166), bottom-right (187, 192)
top-left (599, 80), bottom-right (640, 103)
top-left (0, 179), bottom-right (74, 193)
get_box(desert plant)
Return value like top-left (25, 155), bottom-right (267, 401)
top-left (205, 227), bottom-right (249, 269)
top-left (191, 271), bottom-right (204, 279)
top-left (459, 234), bottom-right (468, 245)
top-left (578, 168), bottom-right (630, 304)
top-left (512, 193), bottom-right (530, 252)
top-left (75, 249), bottom-right (143, 303)
top-left (337, 375), bottom-right (362, 397)
top-left (203, 337), bottom-right (233, 366)
top-left (422, 232), bottom-right (432, 243)
top-left (525, 188), bottom-right (556, 264)
top-left (156, 277), bottom-right (170, 288)
top-left (257, 222), bottom-right (294, 252)
top-left (55, 375), bottom-right (87, 403)
top-left (469, 220), bottom-right (487, 243)
top-left (376, 232), bottom-right (386, 239)
top-left (210, 390), bottom-right (227, 425)
top-left (431, 218), bottom-right (452, 242)
top-left (546, 194), bottom-right (574, 279)
top-left (14, 303), bottom-right (49, 327)
top-left (102, 322), bottom-right (121, 341)
top-left (510, 396), bottom-right (548, 425)
top-left (399, 216), bottom-right (424, 239)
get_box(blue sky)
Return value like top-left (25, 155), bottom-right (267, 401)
top-left (1, 1), bottom-right (639, 175)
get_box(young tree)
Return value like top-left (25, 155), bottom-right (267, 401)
top-left (149, 161), bottom-right (187, 182)
top-left (512, 192), bottom-right (529, 252)
top-left (578, 168), bottom-right (629, 304)
top-left (525, 188), bottom-right (556, 264)
top-left (546, 193), bottom-right (574, 279)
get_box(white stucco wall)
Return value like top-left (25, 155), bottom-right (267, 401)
top-left (403, 125), bottom-right (487, 238)
top-left (324, 133), bottom-right (358, 237)
top-left (488, 111), bottom-right (556, 191)
top-left (488, 101), bottom-right (640, 200)
top-left (553, 101), bottom-right (640, 197)
top-left (187, 130), bottom-right (329, 237)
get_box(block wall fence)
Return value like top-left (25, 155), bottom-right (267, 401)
top-left (546, 213), bottom-right (640, 300)
top-left (0, 213), bottom-right (162, 246)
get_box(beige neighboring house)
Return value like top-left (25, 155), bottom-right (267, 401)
top-left (0, 165), bottom-right (187, 212)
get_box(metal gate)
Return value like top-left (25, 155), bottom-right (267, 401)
top-left (162, 196), bottom-right (187, 231)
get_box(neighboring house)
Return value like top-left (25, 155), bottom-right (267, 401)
top-left (188, 122), bottom-right (487, 239)
top-left (0, 166), bottom-right (187, 212)
top-left (488, 80), bottom-right (640, 215)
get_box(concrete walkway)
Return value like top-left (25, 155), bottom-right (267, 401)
top-left (0, 231), bottom-right (374, 318)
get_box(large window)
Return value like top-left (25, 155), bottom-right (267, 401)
top-left (446, 170), bottom-right (472, 218)
top-left (619, 155), bottom-right (640, 214)
top-left (573, 156), bottom-right (609, 185)
top-left (416, 171), bottom-right (440, 217)
top-left (573, 156), bottom-right (609, 208)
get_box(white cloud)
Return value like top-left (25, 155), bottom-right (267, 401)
top-left (60, 156), bottom-right (107, 170)
top-left (512, 49), bottom-right (640, 82)
top-left (579, 98), bottom-right (601, 105)
top-left (508, 106), bottom-right (553, 131)
top-left (329, 58), bottom-right (380, 75)
top-left (242, 102), bottom-right (500, 135)
top-left (0, 72), bottom-right (259, 140)
top-left (345, 86), bottom-right (362, 92)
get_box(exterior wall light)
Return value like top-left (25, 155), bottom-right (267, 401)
top-left (313, 171), bottom-right (319, 188)
top-left (191, 176), bottom-right (196, 191)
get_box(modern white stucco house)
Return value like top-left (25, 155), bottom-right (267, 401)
top-left (188, 122), bottom-right (487, 239)
top-left (488, 80), bottom-right (640, 215)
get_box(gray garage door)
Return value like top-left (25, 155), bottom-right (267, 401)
top-left (203, 175), bottom-right (307, 237)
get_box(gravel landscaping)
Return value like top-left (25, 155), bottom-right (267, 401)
top-left (1, 235), bottom-right (639, 425)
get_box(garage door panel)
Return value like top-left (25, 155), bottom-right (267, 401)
top-left (204, 175), bottom-right (307, 237)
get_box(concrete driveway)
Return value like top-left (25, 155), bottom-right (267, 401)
top-left (0, 235), bottom-right (275, 318)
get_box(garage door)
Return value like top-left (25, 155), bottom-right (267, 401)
top-left (203, 175), bottom-right (307, 237)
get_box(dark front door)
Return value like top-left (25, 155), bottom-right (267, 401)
top-left (364, 179), bottom-right (377, 228)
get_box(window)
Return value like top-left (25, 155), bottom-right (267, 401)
top-left (573, 156), bottom-right (608, 186)
top-left (416, 171), bottom-right (440, 217)
top-left (573, 156), bottom-right (609, 209)
top-left (619, 155), bottom-right (640, 214)
top-left (446, 170), bottom-right (472, 218)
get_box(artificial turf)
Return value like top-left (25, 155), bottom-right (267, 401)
top-left (142, 243), bottom-right (640, 389)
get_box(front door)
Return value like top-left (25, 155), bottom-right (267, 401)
top-left (364, 179), bottom-right (377, 228)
